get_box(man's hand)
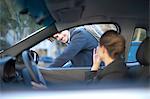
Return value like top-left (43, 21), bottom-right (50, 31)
top-left (48, 37), bottom-right (55, 42)
top-left (31, 81), bottom-right (47, 89)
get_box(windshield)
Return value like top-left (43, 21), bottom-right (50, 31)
top-left (0, 0), bottom-right (43, 51)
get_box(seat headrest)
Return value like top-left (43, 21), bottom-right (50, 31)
top-left (136, 37), bottom-right (150, 66)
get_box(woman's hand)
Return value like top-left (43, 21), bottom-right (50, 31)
top-left (91, 47), bottom-right (101, 71)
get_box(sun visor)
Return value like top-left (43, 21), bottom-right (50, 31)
top-left (55, 7), bottom-right (84, 23)
top-left (44, 0), bottom-right (85, 23)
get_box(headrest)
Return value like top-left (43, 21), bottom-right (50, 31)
top-left (136, 37), bottom-right (150, 66)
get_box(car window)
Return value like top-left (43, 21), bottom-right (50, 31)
top-left (127, 28), bottom-right (146, 64)
top-left (30, 24), bottom-right (117, 67)
top-left (0, 0), bottom-right (43, 51)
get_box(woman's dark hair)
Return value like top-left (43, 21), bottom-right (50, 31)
top-left (100, 30), bottom-right (125, 59)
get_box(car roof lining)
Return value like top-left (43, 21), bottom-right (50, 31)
top-left (45, 0), bottom-right (148, 27)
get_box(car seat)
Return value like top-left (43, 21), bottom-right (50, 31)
top-left (127, 36), bottom-right (150, 83)
top-left (136, 36), bottom-right (150, 81)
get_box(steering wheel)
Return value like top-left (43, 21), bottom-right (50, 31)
top-left (29, 50), bottom-right (39, 64)
top-left (22, 50), bottom-right (46, 86)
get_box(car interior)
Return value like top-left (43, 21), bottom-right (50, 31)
top-left (0, 0), bottom-right (149, 91)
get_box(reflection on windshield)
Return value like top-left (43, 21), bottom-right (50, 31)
top-left (0, 0), bottom-right (43, 50)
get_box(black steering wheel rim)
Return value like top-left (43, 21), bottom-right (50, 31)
top-left (22, 50), bottom-right (46, 85)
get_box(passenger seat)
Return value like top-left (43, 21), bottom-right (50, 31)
top-left (127, 36), bottom-right (150, 83)
top-left (136, 36), bottom-right (150, 81)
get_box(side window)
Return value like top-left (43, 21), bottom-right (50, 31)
top-left (30, 24), bottom-right (117, 67)
top-left (127, 28), bottom-right (146, 63)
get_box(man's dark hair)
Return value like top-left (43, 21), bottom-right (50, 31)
top-left (100, 30), bottom-right (125, 59)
